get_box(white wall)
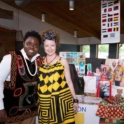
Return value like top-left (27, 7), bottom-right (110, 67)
top-left (0, 1), bottom-right (78, 45)
top-left (78, 37), bottom-right (100, 45)
top-left (78, 34), bottom-right (124, 45)
top-left (120, 34), bottom-right (124, 43)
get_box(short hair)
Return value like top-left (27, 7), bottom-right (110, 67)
top-left (96, 67), bottom-right (100, 71)
top-left (23, 30), bottom-right (41, 45)
top-left (40, 29), bottom-right (60, 47)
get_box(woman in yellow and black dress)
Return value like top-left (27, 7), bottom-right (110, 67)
top-left (37, 29), bottom-right (78, 124)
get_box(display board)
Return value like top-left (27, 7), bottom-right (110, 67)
top-left (59, 52), bottom-right (86, 76)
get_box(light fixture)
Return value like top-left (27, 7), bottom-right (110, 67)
top-left (69, 0), bottom-right (74, 10)
top-left (74, 30), bottom-right (77, 37)
top-left (14, 0), bottom-right (31, 7)
top-left (41, 13), bottom-right (45, 22)
top-left (16, 30), bottom-right (23, 41)
top-left (16, 9), bottom-right (23, 41)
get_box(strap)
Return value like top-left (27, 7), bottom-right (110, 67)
top-left (36, 56), bottom-right (43, 68)
top-left (59, 57), bottom-right (61, 60)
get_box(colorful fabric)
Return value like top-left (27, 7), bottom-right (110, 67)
top-left (4, 51), bottom-right (42, 123)
top-left (114, 66), bottom-right (124, 82)
top-left (108, 66), bottom-right (115, 85)
top-left (96, 97), bottom-right (124, 119)
top-left (38, 60), bottom-right (75, 124)
top-left (105, 119), bottom-right (121, 124)
top-left (99, 118), bottom-right (106, 124)
top-left (4, 51), bottom-right (17, 89)
top-left (99, 118), bottom-right (123, 124)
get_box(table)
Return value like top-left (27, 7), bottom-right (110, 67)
top-left (75, 103), bottom-right (100, 124)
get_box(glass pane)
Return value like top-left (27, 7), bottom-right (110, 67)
top-left (98, 44), bottom-right (109, 59)
top-left (119, 44), bottom-right (124, 59)
top-left (82, 45), bottom-right (90, 58)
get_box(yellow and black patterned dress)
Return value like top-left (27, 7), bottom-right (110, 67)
top-left (38, 59), bottom-right (75, 124)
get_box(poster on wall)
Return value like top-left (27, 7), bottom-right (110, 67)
top-left (112, 85), bottom-right (124, 97)
top-left (96, 80), bottom-right (111, 98)
top-left (101, 0), bottom-right (120, 43)
top-left (59, 52), bottom-right (85, 76)
top-left (87, 63), bottom-right (93, 76)
top-left (105, 59), bottom-right (124, 87)
top-left (84, 76), bottom-right (96, 94)
top-left (66, 52), bottom-right (78, 65)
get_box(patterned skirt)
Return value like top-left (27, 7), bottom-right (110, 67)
top-left (38, 88), bottom-right (75, 124)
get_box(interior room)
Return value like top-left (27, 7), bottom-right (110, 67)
top-left (0, 0), bottom-right (124, 124)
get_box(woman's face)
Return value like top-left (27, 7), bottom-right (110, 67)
top-left (96, 68), bottom-right (100, 73)
top-left (23, 36), bottom-right (40, 60)
top-left (44, 39), bottom-right (56, 56)
top-left (112, 61), bottom-right (116, 67)
top-left (103, 67), bottom-right (107, 71)
top-left (117, 89), bottom-right (123, 95)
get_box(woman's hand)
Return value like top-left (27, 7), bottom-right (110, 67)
top-left (73, 103), bottom-right (78, 114)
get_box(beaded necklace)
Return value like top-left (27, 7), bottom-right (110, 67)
top-left (45, 54), bottom-right (57, 67)
top-left (23, 57), bottom-right (37, 76)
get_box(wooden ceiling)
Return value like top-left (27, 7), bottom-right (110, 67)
top-left (0, 8), bottom-right (13, 19)
top-left (1, 0), bottom-right (124, 39)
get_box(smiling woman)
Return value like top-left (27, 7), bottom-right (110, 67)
top-left (23, 31), bottom-right (41, 60)
top-left (0, 30), bottom-right (43, 124)
top-left (37, 29), bottom-right (78, 124)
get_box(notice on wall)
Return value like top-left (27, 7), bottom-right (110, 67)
top-left (59, 52), bottom-right (85, 76)
top-left (101, 0), bottom-right (120, 43)
top-left (112, 85), bottom-right (124, 97)
top-left (84, 76), bottom-right (97, 93)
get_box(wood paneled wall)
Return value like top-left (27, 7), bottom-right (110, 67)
top-left (0, 31), bottom-right (16, 61)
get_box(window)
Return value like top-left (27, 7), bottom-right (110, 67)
top-left (98, 44), bottom-right (109, 59)
top-left (119, 44), bottom-right (124, 59)
top-left (81, 45), bottom-right (90, 58)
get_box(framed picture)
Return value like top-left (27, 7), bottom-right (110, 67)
top-left (112, 85), bottom-right (124, 97)
top-left (96, 80), bottom-right (112, 98)
top-left (84, 76), bottom-right (96, 94)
